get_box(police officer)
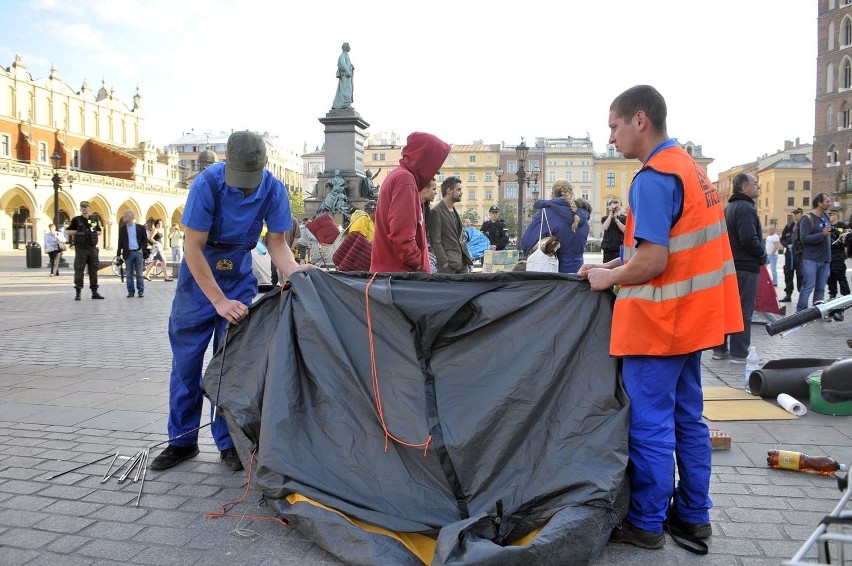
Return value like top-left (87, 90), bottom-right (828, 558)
top-left (149, 131), bottom-right (315, 472)
top-left (66, 200), bottom-right (104, 300)
top-left (481, 205), bottom-right (509, 251)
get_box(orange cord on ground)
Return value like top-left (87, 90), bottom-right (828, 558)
top-left (365, 273), bottom-right (432, 456)
top-left (206, 448), bottom-right (288, 526)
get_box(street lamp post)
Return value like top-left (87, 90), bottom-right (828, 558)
top-left (51, 151), bottom-right (62, 227)
top-left (515, 140), bottom-right (529, 241)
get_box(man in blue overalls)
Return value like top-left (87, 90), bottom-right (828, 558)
top-left (150, 131), bottom-right (313, 471)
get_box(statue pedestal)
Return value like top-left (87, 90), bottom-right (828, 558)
top-left (305, 109), bottom-right (372, 220)
top-left (319, 109), bottom-right (369, 173)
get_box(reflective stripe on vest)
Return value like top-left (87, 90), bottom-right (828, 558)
top-left (617, 258), bottom-right (736, 302)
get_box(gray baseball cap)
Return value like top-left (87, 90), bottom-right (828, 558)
top-left (225, 131), bottom-right (267, 188)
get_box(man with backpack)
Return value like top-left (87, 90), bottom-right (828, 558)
top-left (779, 208), bottom-right (804, 302)
top-left (796, 194), bottom-right (833, 312)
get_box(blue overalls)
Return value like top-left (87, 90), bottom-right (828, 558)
top-left (166, 169), bottom-right (274, 450)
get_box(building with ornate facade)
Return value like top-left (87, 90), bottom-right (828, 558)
top-left (0, 55), bottom-right (187, 251)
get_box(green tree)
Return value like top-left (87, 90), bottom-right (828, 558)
top-left (461, 209), bottom-right (480, 225)
top-left (501, 204), bottom-right (518, 238)
top-left (289, 188), bottom-right (305, 216)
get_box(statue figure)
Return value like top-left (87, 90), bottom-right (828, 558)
top-left (331, 43), bottom-right (355, 110)
top-left (318, 170), bottom-right (352, 217)
top-left (359, 168), bottom-right (381, 198)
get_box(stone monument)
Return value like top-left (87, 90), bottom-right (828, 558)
top-left (304, 42), bottom-right (372, 222)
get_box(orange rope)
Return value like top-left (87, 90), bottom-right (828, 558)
top-left (206, 448), bottom-right (289, 526)
top-left (365, 273), bottom-right (432, 456)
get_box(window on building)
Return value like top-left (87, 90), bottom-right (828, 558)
top-left (845, 59), bottom-right (852, 90)
top-left (453, 172), bottom-right (461, 180)
top-left (787, 197), bottom-right (795, 206)
top-left (788, 180), bottom-right (795, 190)
top-left (485, 172), bottom-right (493, 182)
top-left (437, 172), bottom-right (446, 182)
top-left (505, 183), bottom-right (518, 198)
top-left (608, 146), bottom-right (616, 157)
top-left (845, 17), bottom-right (852, 46)
top-left (72, 149), bottom-right (79, 169)
top-left (803, 196), bottom-right (810, 207)
top-left (548, 170), bottom-right (557, 182)
top-left (582, 171), bottom-right (590, 183)
top-left (372, 152), bottom-right (385, 160)
top-left (581, 190), bottom-right (590, 201)
top-left (804, 180), bottom-right (811, 191)
top-left (468, 172), bottom-right (476, 182)
top-left (528, 160), bottom-right (539, 172)
top-left (38, 142), bottom-right (47, 163)
top-left (607, 171), bottom-right (616, 187)
top-left (485, 190), bottom-right (493, 200)
top-left (469, 155), bottom-right (476, 163)
top-left (0, 134), bottom-right (9, 157)
top-left (565, 171), bottom-right (573, 181)
top-left (507, 162), bottom-right (517, 173)
top-left (468, 190), bottom-right (476, 201)
top-left (844, 105), bottom-right (851, 129)
top-left (527, 185), bottom-right (537, 198)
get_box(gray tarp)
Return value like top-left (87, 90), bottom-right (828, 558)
top-left (203, 270), bottom-right (630, 565)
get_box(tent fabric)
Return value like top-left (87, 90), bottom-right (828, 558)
top-left (203, 270), bottom-right (630, 565)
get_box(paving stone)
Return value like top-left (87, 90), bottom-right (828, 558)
top-left (26, 551), bottom-right (95, 566)
top-left (0, 525), bottom-right (60, 548)
top-left (43, 499), bottom-right (105, 516)
top-left (77, 538), bottom-right (147, 560)
top-left (0, 547), bottom-right (40, 564)
top-left (87, 505), bottom-right (148, 523)
top-left (0, 508), bottom-right (50, 528)
top-left (0, 466), bottom-right (44, 480)
top-left (758, 538), bottom-right (818, 559)
top-left (1, 494), bottom-right (53, 511)
top-left (39, 484), bottom-right (97, 500)
top-left (46, 533), bottom-right (92, 554)
top-left (132, 525), bottom-right (196, 546)
top-left (81, 520), bottom-right (146, 540)
top-left (130, 545), bottom-right (205, 565)
top-left (35, 513), bottom-right (97, 534)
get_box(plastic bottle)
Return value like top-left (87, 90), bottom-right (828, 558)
top-left (766, 449), bottom-right (848, 476)
top-left (744, 346), bottom-right (760, 392)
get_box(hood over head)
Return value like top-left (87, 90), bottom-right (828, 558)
top-left (399, 132), bottom-right (451, 189)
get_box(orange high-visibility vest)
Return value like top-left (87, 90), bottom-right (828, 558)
top-left (611, 146), bottom-right (742, 357)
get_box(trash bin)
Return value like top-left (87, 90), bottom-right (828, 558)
top-left (26, 242), bottom-right (42, 268)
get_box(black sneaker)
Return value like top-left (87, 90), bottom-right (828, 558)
top-left (667, 509), bottom-right (712, 540)
top-left (149, 444), bottom-right (199, 471)
top-left (220, 447), bottom-right (244, 471)
top-left (610, 519), bottom-right (665, 549)
top-left (127, 292), bottom-right (135, 298)
top-left (91, 292), bottom-right (105, 299)
top-left (779, 295), bottom-right (792, 302)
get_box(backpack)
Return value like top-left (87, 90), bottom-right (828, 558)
top-left (791, 213), bottom-right (815, 256)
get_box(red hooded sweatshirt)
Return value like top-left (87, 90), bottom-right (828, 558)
top-left (371, 132), bottom-right (451, 272)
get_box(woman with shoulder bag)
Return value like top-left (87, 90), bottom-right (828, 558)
top-left (520, 180), bottom-right (591, 273)
top-left (44, 223), bottom-right (66, 276)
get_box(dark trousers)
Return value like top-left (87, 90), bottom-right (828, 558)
top-left (714, 270), bottom-right (759, 358)
top-left (603, 249), bottom-right (620, 263)
top-left (48, 250), bottom-right (62, 275)
top-left (74, 247), bottom-right (100, 290)
top-left (827, 259), bottom-right (850, 297)
top-left (783, 252), bottom-right (802, 297)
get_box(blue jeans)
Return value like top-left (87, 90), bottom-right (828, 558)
top-left (622, 353), bottom-right (711, 532)
top-left (797, 260), bottom-right (830, 312)
top-left (125, 250), bottom-right (144, 294)
top-left (767, 254), bottom-right (779, 285)
top-left (713, 270), bottom-right (759, 358)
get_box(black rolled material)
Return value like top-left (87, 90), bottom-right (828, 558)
top-left (747, 358), bottom-right (839, 398)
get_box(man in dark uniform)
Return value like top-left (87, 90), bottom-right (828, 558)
top-left (66, 201), bottom-right (104, 301)
top-left (778, 208), bottom-right (803, 302)
top-left (827, 209), bottom-right (850, 299)
top-left (481, 205), bottom-right (509, 251)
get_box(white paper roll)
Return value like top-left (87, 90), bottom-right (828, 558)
top-left (777, 393), bottom-right (807, 416)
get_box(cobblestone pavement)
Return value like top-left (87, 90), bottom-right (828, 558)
top-left (0, 250), bottom-right (850, 565)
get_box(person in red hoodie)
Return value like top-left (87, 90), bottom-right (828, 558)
top-left (370, 132), bottom-right (451, 272)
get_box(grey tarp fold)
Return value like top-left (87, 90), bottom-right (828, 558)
top-left (203, 270), bottom-right (629, 565)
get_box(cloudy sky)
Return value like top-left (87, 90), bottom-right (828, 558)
top-left (1, 0), bottom-right (816, 179)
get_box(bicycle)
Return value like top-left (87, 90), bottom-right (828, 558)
top-left (111, 256), bottom-right (162, 278)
